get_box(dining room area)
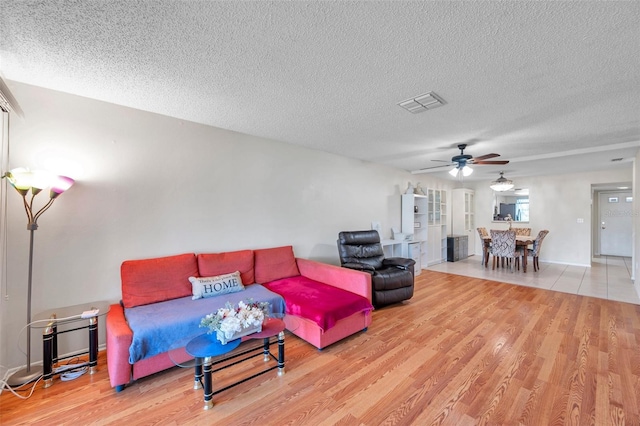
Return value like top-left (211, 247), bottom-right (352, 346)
top-left (427, 251), bottom-right (640, 305)
top-left (476, 226), bottom-right (546, 273)
top-left (432, 168), bottom-right (640, 306)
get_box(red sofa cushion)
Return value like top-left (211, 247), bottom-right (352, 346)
top-left (121, 253), bottom-right (198, 308)
top-left (264, 276), bottom-right (373, 331)
top-left (254, 246), bottom-right (300, 283)
top-left (197, 250), bottom-right (255, 284)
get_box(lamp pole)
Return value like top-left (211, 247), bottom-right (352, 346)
top-left (3, 169), bottom-right (74, 387)
top-left (6, 223), bottom-right (41, 386)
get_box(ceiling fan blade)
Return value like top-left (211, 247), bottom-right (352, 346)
top-left (473, 160), bottom-right (510, 165)
top-left (420, 163), bottom-right (454, 170)
top-left (471, 153), bottom-right (500, 161)
top-left (431, 159), bottom-right (452, 163)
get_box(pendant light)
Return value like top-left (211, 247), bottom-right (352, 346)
top-left (490, 171), bottom-right (514, 192)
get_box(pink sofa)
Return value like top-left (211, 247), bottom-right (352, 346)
top-left (106, 246), bottom-right (373, 391)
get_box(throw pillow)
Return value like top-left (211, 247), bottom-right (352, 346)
top-left (189, 271), bottom-right (245, 300)
top-left (254, 246), bottom-right (300, 283)
top-left (197, 250), bottom-right (255, 284)
top-left (121, 253), bottom-right (198, 308)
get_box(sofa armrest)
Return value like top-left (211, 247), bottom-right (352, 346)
top-left (296, 258), bottom-right (372, 302)
top-left (106, 302), bottom-right (133, 390)
top-left (383, 257), bottom-right (416, 270)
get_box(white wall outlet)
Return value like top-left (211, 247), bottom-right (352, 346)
top-left (577, 218), bottom-right (584, 223)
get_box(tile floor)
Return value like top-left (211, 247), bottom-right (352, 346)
top-left (426, 255), bottom-right (640, 305)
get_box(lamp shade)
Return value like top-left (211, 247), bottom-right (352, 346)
top-left (449, 165), bottom-right (473, 177)
top-left (490, 172), bottom-right (514, 191)
top-left (7, 167), bottom-right (34, 191)
top-left (49, 175), bottom-right (75, 198)
top-left (6, 168), bottom-right (75, 197)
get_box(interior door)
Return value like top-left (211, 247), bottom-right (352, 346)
top-left (598, 191), bottom-right (632, 256)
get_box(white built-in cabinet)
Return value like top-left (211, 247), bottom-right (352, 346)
top-left (406, 242), bottom-right (421, 276)
top-left (401, 190), bottom-right (447, 271)
top-left (401, 194), bottom-right (427, 275)
top-left (381, 239), bottom-right (405, 258)
top-left (451, 188), bottom-right (475, 255)
top-left (427, 189), bottom-right (447, 265)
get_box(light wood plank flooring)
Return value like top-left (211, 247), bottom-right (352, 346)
top-left (1, 271), bottom-right (639, 425)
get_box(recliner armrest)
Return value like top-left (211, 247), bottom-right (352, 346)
top-left (342, 262), bottom-right (376, 273)
top-left (383, 257), bottom-right (416, 270)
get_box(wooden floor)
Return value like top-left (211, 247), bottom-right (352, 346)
top-left (1, 271), bottom-right (639, 425)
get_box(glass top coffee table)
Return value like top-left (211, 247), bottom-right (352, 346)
top-left (31, 301), bottom-right (111, 387)
top-left (170, 316), bottom-right (287, 410)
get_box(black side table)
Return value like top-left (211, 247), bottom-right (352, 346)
top-left (33, 301), bottom-right (110, 387)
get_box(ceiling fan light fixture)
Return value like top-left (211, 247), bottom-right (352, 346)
top-left (490, 171), bottom-right (514, 192)
top-left (449, 165), bottom-right (473, 177)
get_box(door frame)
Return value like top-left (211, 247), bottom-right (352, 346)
top-left (591, 183), bottom-right (633, 272)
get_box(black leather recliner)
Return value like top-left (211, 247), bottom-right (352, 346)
top-left (337, 230), bottom-right (415, 308)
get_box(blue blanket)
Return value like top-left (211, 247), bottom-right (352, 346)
top-left (125, 284), bottom-right (285, 363)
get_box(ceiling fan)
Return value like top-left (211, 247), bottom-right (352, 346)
top-left (421, 143), bottom-right (509, 176)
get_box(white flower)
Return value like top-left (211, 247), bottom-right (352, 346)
top-left (200, 299), bottom-right (270, 340)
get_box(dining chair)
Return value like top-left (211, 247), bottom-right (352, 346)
top-left (489, 230), bottom-right (523, 272)
top-left (513, 227), bottom-right (532, 236)
top-left (528, 230), bottom-right (549, 272)
top-left (477, 227), bottom-right (489, 265)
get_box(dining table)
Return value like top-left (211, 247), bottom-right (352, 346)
top-left (482, 235), bottom-right (535, 272)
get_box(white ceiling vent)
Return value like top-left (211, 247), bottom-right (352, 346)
top-left (398, 92), bottom-right (446, 114)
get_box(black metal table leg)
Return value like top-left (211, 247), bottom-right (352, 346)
top-left (194, 357), bottom-right (203, 389)
top-left (277, 331), bottom-right (285, 376)
top-left (89, 316), bottom-right (98, 374)
top-left (42, 320), bottom-right (55, 388)
top-left (263, 337), bottom-right (270, 361)
top-left (52, 316), bottom-right (59, 365)
top-left (203, 356), bottom-right (213, 410)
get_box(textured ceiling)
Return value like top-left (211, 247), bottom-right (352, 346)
top-left (1, 1), bottom-right (639, 182)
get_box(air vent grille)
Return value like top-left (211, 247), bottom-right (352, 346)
top-left (398, 92), bottom-right (446, 114)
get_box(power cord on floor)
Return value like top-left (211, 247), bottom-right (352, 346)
top-left (54, 357), bottom-right (88, 382)
top-left (59, 367), bottom-right (87, 381)
top-left (1, 358), bottom-right (89, 399)
top-left (0, 375), bottom-right (43, 399)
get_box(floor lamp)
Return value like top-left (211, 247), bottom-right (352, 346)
top-left (3, 168), bottom-right (74, 387)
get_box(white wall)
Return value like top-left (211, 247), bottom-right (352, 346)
top-left (0, 82), bottom-right (452, 370)
top-left (467, 168), bottom-right (633, 267)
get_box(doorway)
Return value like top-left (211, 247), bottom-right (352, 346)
top-left (597, 191), bottom-right (632, 257)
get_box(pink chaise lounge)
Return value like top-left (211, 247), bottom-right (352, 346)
top-left (106, 246), bottom-right (373, 391)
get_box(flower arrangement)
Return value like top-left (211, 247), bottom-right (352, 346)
top-left (200, 299), bottom-right (270, 344)
top-left (505, 213), bottom-right (513, 229)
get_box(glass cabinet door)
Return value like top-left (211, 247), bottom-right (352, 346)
top-left (464, 192), bottom-right (474, 231)
top-left (428, 189), bottom-right (435, 224)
